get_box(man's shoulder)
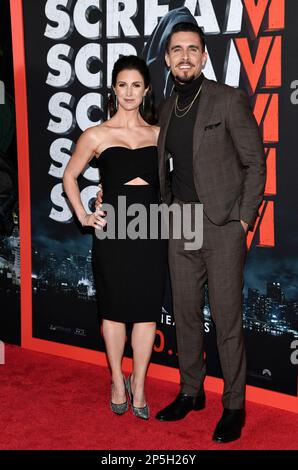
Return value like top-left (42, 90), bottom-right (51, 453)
top-left (204, 79), bottom-right (248, 108)
top-left (204, 78), bottom-right (242, 96)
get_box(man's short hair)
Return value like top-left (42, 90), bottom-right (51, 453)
top-left (165, 22), bottom-right (206, 53)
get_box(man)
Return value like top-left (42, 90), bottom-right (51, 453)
top-left (154, 22), bottom-right (266, 443)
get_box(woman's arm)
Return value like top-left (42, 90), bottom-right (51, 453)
top-left (63, 128), bottom-right (106, 229)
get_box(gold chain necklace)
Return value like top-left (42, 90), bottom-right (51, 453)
top-left (174, 83), bottom-right (203, 118)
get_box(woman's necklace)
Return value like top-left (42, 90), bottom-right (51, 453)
top-left (174, 83), bottom-right (203, 118)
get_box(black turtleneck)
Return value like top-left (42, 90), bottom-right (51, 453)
top-left (166, 73), bottom-right (204, 202)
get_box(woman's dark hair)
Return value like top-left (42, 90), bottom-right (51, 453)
top-left (165, 22), bottom-right (205, 53)
top-left (107, 55), bottom-right (157, 124)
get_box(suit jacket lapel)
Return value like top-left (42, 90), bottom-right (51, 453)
top-left (157, 94), bottom-right (176, 184)
top-left (192, 79), bottom-right (215, 162)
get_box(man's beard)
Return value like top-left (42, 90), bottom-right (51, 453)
top-left (174, 73), bottom-right (196, 84)
top-left (172, 65), bottom-right (196, 84)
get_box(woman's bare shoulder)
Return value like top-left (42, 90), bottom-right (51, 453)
top-left (83, 122), bottom-right (109, 140)
top-left (151, 125), bottom-right (160, 140)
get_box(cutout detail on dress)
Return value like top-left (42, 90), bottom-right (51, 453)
top-left (124, 177), bottom-right (150, 185)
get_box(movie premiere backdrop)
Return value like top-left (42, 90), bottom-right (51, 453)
top-left (10, 0), bottom-right (298, 411)
top-left (0, 0), bottom-right (20, 346)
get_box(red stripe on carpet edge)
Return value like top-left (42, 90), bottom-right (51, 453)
top-left (22, 339), bottom-right (298, 414)
top-left (10, 0), bottom-right (298, 416)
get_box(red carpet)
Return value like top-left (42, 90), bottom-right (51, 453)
top-left (0, 345), bottom-right (297, 450)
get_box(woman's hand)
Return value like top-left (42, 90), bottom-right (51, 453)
top-left (80, 183), bottom-right (106, 229)
top-left (95, 183), bottom-right (103, 210)
top-left (80, 208), bottom-right (106, 229)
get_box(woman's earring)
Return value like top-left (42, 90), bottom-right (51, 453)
top-left (115, 95), bottom-right (118, 110)
top-left (142, 96), bottom-right (145, 112)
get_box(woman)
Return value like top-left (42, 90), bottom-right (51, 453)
top-left (63, 56), bottom-right (167, 420)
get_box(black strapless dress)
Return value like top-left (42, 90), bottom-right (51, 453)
top-left (92, 146), bottom-right (167, 323)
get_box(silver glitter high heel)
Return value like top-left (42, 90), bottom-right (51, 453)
top-left (110, 378), bottom-right (129, 415)
top-left (125, 374), bottom-right (150, 420)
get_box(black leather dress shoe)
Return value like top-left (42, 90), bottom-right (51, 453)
top-left (212, 409), bottom-right (245, 443)
top-left (155, 392), bottom-right (206, 421)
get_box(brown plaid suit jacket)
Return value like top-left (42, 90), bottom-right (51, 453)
top-left (157, 78), bottom-right (266, 229)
